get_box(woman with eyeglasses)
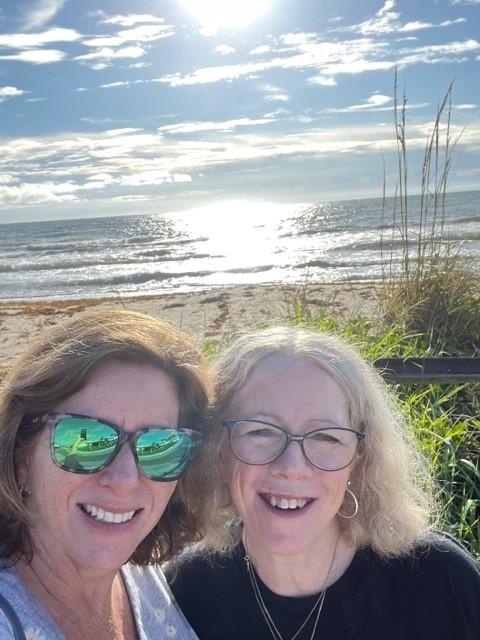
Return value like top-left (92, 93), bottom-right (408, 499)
top-left (0, 309), bottom-right (213, 640)
top-left (166, 326), bottom-right (480, 640)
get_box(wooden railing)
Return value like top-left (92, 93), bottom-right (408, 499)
top-left (373, 358), bottom-right (480, 384)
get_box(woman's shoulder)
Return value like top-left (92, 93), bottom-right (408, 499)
top-left (362, 530), bottom-right (479, 587)
top-left (408, 530), bottom-right (479, 570)
top-left (164, 542), bottom-right (242, 590)
top-left (122, 563), bottom-right (199, 639)
top-left (0, 560), bottom-right (65, 639)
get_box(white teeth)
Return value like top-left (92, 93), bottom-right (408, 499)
top-left (84, 504), bottom-right (135, 524)
top-left (264, 495), bottom-right (309, 509)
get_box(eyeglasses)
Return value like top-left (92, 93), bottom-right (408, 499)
top-left (222, 420), bottom-right (364, 471)
top-left (31, 413), bottom-right (202, 481)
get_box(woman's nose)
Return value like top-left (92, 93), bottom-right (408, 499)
top-left (271, 440), bottom-right (313, 478)
top-left (97, 442), bottom-right (140, 494)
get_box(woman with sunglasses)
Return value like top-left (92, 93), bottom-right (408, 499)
top-left (167, 326), bottom-right (480, 640)
top-left (0, 309), bottom-right (213, 640)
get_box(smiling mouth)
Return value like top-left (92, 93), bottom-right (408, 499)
top-left (82, 504), bottom-right (136, 524)
top-left (260, 493), bottom-right (313, 510)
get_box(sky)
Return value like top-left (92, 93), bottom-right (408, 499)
top-left (0, 0), bottom-right (479, 223)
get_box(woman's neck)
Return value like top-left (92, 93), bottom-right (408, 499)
top-left (242, 528), bottom-right (355, 597)
top-left (14, 554), bottom-right (137, 640)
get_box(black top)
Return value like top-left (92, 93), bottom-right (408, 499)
top-left (166, 532), bottom-right (480, 640)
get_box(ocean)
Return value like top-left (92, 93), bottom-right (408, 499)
top-left (1, 191), bottom-right (479, 302)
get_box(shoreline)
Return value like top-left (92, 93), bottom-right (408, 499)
top-left (0, 282), bottom-right (382, 368)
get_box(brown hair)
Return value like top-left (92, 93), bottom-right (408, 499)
top-left (0, 309), bottom-right (213, 564)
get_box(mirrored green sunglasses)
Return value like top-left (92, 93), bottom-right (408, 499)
top-left (31, 413), bottom-right (202, 482)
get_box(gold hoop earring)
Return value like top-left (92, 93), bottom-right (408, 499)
top-left (338, 485), bottom-right (358, 519)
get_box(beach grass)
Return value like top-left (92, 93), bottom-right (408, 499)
top-left (380, 71), bottom-right (480, 355)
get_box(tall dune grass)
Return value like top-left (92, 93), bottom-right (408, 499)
top-left (380, 70), bottom-right (480, 355)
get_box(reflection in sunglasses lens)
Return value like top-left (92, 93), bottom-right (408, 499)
top-left (52, 417), bottom-right (195, 479)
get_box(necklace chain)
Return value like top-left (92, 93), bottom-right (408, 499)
top-left (244, 536), bottom-right (339, 640)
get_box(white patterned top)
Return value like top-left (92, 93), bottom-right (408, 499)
top-left (0, 560), bottom-right (198, 640)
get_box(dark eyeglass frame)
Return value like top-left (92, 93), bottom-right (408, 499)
top-left (31, 412), bottom-right (202, 481)
top-left (222, 419), bottom-right (365, 471)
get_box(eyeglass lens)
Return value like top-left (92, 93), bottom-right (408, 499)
top-left (51, 416), bottom-right (196, 480)
top-left (229, 420), bottom-right (359, 470)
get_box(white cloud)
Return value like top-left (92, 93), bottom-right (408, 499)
top-left (399, 17), bottom-right (466, 32)
top-left (342, 0), bottom-right (467, 39)
top-left (400, 21), bottom-right (436, 32)
top-left (158, 117), bottom-right (275, 134)
top-left (356, 0), bottom-right (401, 35)
top-left (75, 45), bottom-right (146, 68)
top-left (100, 81), bottom-right (131, 89)
top-left (104, 128), bottom-right (142, 136)
top-left (318, 59), bottom-right (395, 76)
top-left (80, 117), bottom-right (125, 124)
top-left (126, 62), bottom-right (151, 69)
top-left (119, 171), bottom-right (192, 186)
top-left (0, 49), bottom-right (66, 64)
top-left (352, 94), bottom-right (392, 109)
top-left (215, 45), bottom-right (236, 55)
top-left (0, 181), bottom-right (78, 205)
top-left (325, 100), bottom-right (429, 114)
top-left (0, 28), bottom-right (81, 49)
top-left (0, 115), bottom-right (478, 208)
top-left (101, 14), bottom-right (167, 27)
top-left (21, 0), bottom-right (68, 30)
top-left (309, 76), bottom-right (337, 86)
top-left (151, 27), bottom-right (477, 92)
top-left (264, 94), bottom-right (289, 102)
top-left (82, 24), bottom-right (174, 48)
top-left (250, 45), bottom-right (271, 55)
top-left (396, 38), bottom-right (480, 65)
top-left (262, 84), bottom-right (290, 101)
top-left (155, 38), bottom-right (384, 86)
top-left (0, 86), bottom-right (25, 102)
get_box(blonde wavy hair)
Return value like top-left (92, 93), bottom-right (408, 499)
top-left (0, 309), bottom-right (214, 565)
top-left (207, 325), bottom-right (437, 558)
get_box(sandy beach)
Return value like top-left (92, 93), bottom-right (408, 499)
top-left (0, 282), bottom-right (382, 370)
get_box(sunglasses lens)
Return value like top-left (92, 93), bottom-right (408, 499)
top-left (52, 417), bottom-right (118, 472)
top-left (136, 430), bottom-right (195, 480)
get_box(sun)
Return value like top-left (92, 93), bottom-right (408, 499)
top-left (178, 0), bottom-right (273, 29)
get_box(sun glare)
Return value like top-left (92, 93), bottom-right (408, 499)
top-left (178, 0), bottom-right (274, 29)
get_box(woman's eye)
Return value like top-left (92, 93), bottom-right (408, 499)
top-left (310, 432), bottom-right (339, 444)
top-left (247, 428), bottom-right (276, 438)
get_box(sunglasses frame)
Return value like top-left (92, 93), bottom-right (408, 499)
top-left (32, 412), bottom-right (202, 481)
top-left (222, 419), bottom-right (365, 471)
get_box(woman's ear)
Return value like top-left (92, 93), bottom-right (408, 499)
top-left (15, 440), bottom-right (31, 489)
top-left (15, 457), bottom-right (29, 492)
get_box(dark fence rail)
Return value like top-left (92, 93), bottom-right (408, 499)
top-left (373, 358), bottom-right (480, 384)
